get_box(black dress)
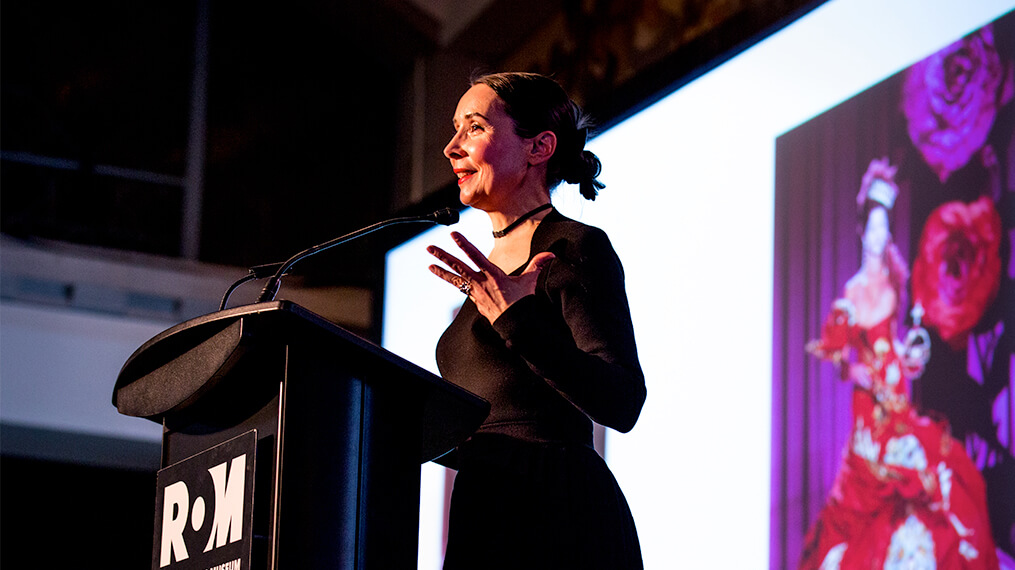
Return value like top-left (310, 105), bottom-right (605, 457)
top-left (436, 209), bottom-right (646, 569)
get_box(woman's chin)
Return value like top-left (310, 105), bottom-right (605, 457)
top-left (458, 188), bottom-right (485, 209)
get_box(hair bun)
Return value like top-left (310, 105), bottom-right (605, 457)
top-left (562, 149), bottom-right (605, 200)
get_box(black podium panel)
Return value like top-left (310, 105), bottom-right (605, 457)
top-left (113, 301), bottom-right (488, 570)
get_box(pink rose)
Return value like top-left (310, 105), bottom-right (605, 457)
top-left (902, 25), bottom-right (1012, 183)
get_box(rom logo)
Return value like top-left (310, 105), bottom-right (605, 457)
top-left (153, 432), bottom-right (255, 570)
top-left (160, 455), bottom-right (245, 567)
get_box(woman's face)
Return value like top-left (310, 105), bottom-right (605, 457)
top-left (863, 205), bottom-right (891, 257)
top-left (443, 84), bottom-right (533, 211)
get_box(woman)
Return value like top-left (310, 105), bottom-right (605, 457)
top-left (800, 158), bottom-right (998, 569)
top-left (426, 72), bottom-right (646, 568)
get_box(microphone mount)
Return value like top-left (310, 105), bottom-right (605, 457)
top-left (218, 208), bottom-right (459, 310)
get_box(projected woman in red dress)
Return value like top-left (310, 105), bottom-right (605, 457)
top-left (799, 158), bottom-right (999, 570)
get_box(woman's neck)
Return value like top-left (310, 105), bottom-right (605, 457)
top-left (486, 201), bottom-right (551, 272)
top-left (486, 195), bottom-right (552, 234)
top-left (862, 249), bottom-right (887, 277)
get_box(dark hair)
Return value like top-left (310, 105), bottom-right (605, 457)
top-left (472, 72), bottom-right (605, 200)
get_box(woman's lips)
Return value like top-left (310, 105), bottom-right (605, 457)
top-left (454, 169), bottom-right (475, 185)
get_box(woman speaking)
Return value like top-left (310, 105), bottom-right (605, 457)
top-left (426, 72), bottom-right (646, 569)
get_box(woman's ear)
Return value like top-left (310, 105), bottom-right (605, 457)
top-left (528, 131), bottom-right (557, 166)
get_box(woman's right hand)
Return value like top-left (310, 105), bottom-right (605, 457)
top-left (427, 231), bottom-right (555, 324)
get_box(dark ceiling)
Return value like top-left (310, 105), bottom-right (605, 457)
top-left (1, 0), bottom-right (821, 293)
top-left (1, 0), bottom-right (442, 287)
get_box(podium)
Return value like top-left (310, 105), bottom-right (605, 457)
top-left (112, 301), bottom-right (488, 570)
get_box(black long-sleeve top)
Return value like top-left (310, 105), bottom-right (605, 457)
top-left (436, 209), bottom-right (646, 447)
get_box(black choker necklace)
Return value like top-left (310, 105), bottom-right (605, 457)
top-left (492, 203), bottom-right (552, 238)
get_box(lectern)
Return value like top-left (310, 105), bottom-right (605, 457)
top-left (112, 301), bottom-right (488, 570)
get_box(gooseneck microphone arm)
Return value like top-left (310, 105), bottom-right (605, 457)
top-left (218, 260), bottom-right (295, 311)
top-left (217, 208), bottom-right (458, 308)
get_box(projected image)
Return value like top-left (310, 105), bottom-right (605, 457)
top-left (773, 13), bottom-right (1015, 569)
top-left (800, 157), bottom-right (998, 568)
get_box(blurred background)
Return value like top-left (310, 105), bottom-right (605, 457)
top-left (0, 0), bottom-right (815, 565)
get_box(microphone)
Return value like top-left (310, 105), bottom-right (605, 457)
top-left (218, 208), bottom-right (460, 309)
top-left (424, 207), bottom-right (459, 226)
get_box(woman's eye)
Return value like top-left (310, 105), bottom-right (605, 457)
top-left (469, 123), bottom-right (484, 132)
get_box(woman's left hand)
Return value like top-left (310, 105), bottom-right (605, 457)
top-left (428, 231), bottom-right (555, 323)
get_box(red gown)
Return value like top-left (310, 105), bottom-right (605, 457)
top-left (799, 299), bottom-right (999, 569)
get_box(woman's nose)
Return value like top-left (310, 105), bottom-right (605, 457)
top-left (444, 131), bottom-right (464, 159)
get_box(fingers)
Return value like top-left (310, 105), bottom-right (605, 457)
top-left (427, 262), bottom-right (466, 286)
top-left (426, 232), bottom-right (507, 285)
top-left (522, 251), bottom-right (555, 276)
top-left (427, 242), bottom-right (485, 300)
top-left (449, 232), bottom-right (500, 275)
top-left (426, 244), bottom-right (477, 281)
top-left (425, 233), bottom-right (554, 320)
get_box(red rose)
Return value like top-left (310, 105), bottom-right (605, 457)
top-left (912, 196), bottom-right (1002, 349)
